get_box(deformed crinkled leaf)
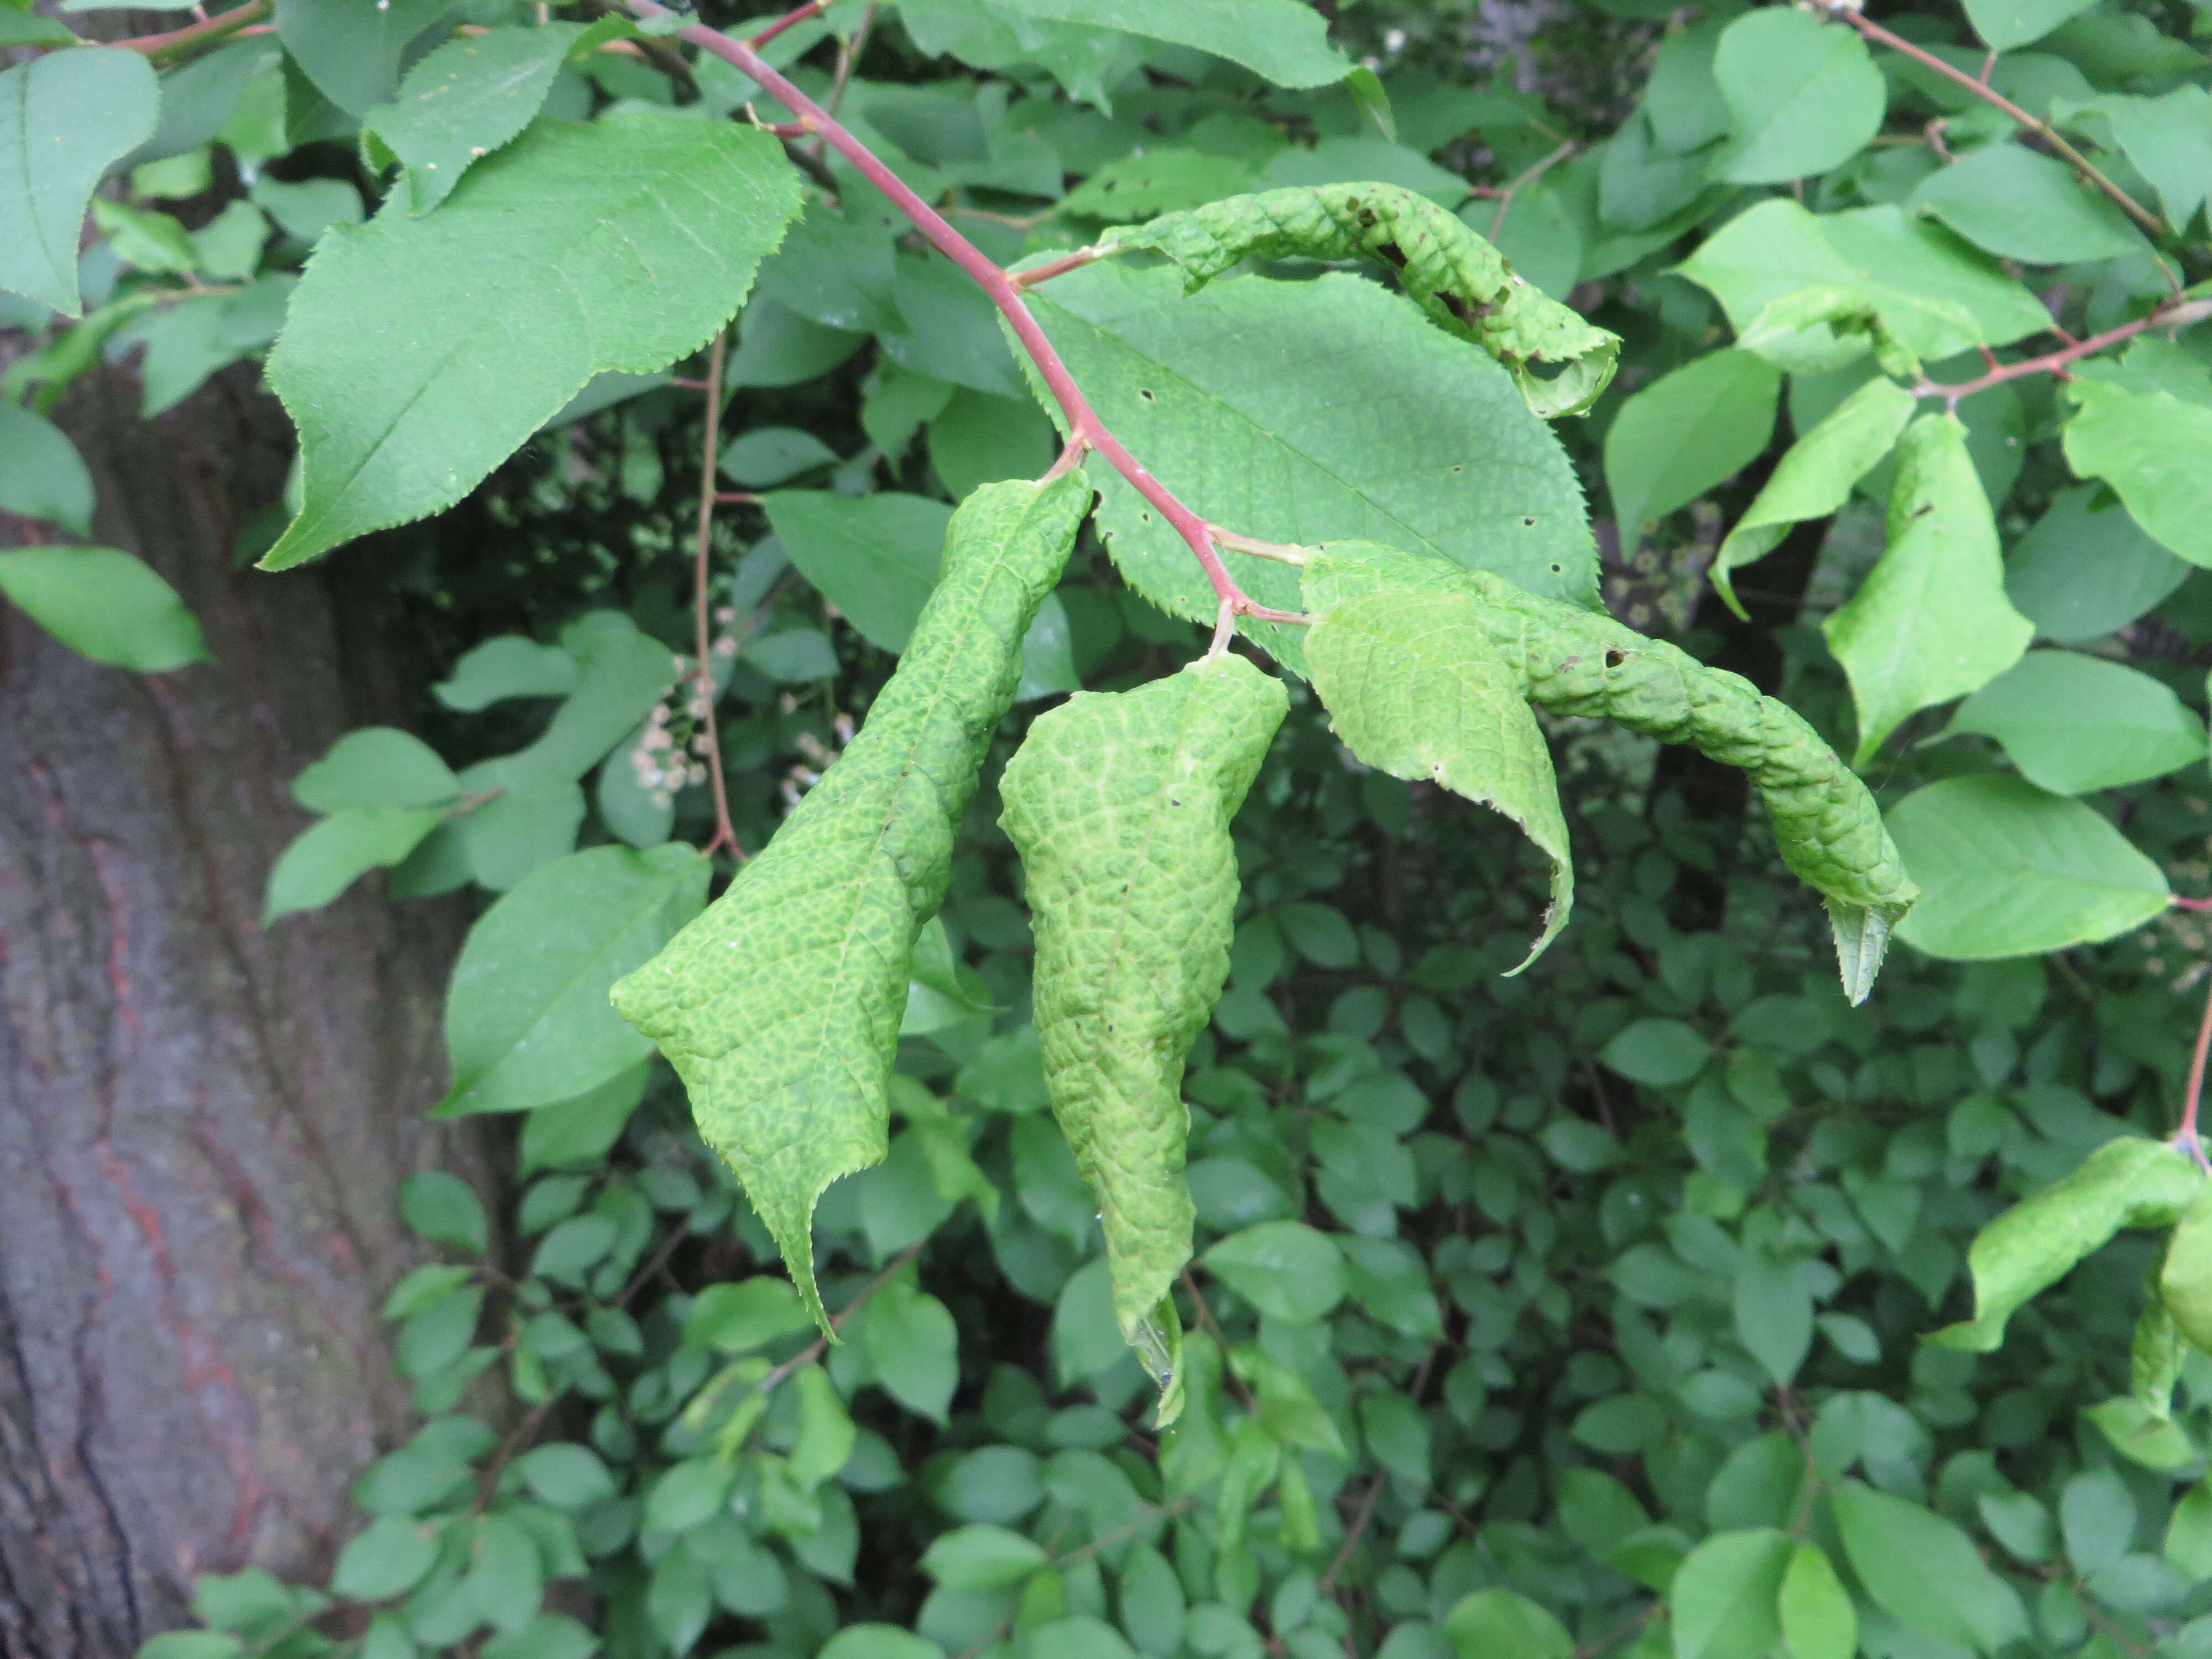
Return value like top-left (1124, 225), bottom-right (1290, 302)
top-left (1712, 377), bottom-right (1918, 620)
top-left (2162, 1186), bottom-right (2212, 1358)
top-left (1823, 411), bottom-right (2033, 764)
top-left (1305, 585), bottom-right (1572, 969)
top-left (1104, 182), bottom-right (1619, 418)
top-left (613, 475), bottom-right (1089, 1323)
top-left (2135, 1274), bottom-right (2185, 1420)
top-left (1931, 1136), bottom-right (2203, 1352)
top-left (1302, 541), bottom-right (1917, 1001)
top-left (1000, 654), bottom-right (1287, 1422)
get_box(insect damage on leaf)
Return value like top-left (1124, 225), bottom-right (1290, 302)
top-left (1301, 541), bottom-right (1918, 1001)
top-left (611, 474), bottom-right (1090, 1326)
top-left (1103, 181), bottom-right (1620, 418)
top-left (1000, 654), bottom-right (1287, 1423)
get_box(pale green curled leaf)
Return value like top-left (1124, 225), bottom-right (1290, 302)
top-left (1302, 542), bottom-right (1917, 1002)
top-left (362, 24), bottom-right (586, 213)
top-left (1931, 1135), bottom-right (2203, 1353)
top-left (2162, 1188), bottom-right (2212, 1358)
top-left (1104, 182), bottom-right (1619, 417)
top-left (2063, 378), bottom-right (2212, 568)
top-left (440, 845), bottom-right (708, 1117)
top-left (261, 117), bottom-right (805, 570)
top-left (612, 476), bottom-right (1089, 1324)
top-left (0, 546), bottom-right (208, 672)
top-left (1823, 412), bottom-right (2033, 764)
top-left (1832, 1482), bottom-right (2028, 1654)
top-left (1713, 377), bottom-right (1918, 620)
top-left (2135, 1278), bottom-right (2185, 1420)
top-left (1000, 655), bottom-right (1286, 1421)
top-left (1304, 585), bottom-right (1572, 969)
top-left (0, 48), bottom-right (159, 316)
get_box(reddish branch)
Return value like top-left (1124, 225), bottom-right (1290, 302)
top-left (1915, 296), bottom-right (2212, 406)
top-left (1810, 0), bottom-right (2169, 243)
top-left (99, 0), bottom-right (269, 58)
top-left (630, 0), bottom-right (1306, 628)
top-left (691, 330), bottom-right (744, 860)
top-left (2180, 974), bottom-right (2212, 1166)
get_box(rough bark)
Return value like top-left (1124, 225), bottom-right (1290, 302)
top-left (0, 364), bottom-right (483, 1658)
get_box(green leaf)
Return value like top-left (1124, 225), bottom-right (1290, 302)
top-left (520, 1065), bottom-right (647, 1174)
top-left (1963, 0), bottom-right (2099, 49)
top-left (1911, 145), bottom-right (2146, 265)
top-left (1442, 1589), bottom-right (1572, 1659)
top-left (1710, 9), bottom-right (1886, 184)
top-left (2005, 484), bottom-right (2189, 643)
top-left (294, 728), bottom-right (458, 812)
top-left (362, 24), bottom-right (585, 213)
top-left (1104, 182), bottom-right (1620, 418)
top-left (1931, 1135), bottom-right (2200, 1352)
top-left (1600, 1018), bottom-right (1711, 1087)
top-left (1735, 1249), bottom-right (1813, 1386)
top-left (1777, 1544), bottom-right (1856, 1659)
top-left (863, 1278), bottom-right (959, 1423)
top-left (332, 1515), bottom-right (441, 1600)
top-left (818, 1626), bottom-right (945, 1659)
top-left (1303, 583), bottom-right (1571, 967)
top-left (1604, 348), bottom-right (1780, 533)
top-left (1676, 199), bottom-right (2049, 364)
top-left (400, 1168), bottom-right (489, 1255)
top-left (517, 1443), bottom-right (618, 1509)
top-left (1946, 650), bottom-right (2206, 794)
top-left (1203, 1222), bottom-right (1346, 1322)
top-left (2062, 377), bottom-right (2212, 567)
top-left (1298, 541), bottom-right (1917, 1001)
top-left (466, 613), bottom-right (676, 798)
top-left (724, 425), bottom-right (841, 489)
top-left (0, 545), bottom-right (208, 671)
top-left (1713, 377), bottom-right (1917, 618)
top-left (439, 845), bottom-right (708, 1116)
top-left (264, 807), bottom-right (444, 920)
top-left (788, 1364), bottom-right (855, 1488)
top-left (0, 48), bottom-right (159, 315)
top-left (435, 636), bottom-right (578, 711)
top-left (1669, 1528), bottom-right (1791, 1659)
top-left (2167, 1481), bottom-right (2212, 1578)
top-left (1823, 412), bottom-right (2032, 762)
top-left (685, 1276), bottom-right (812, 1353)
top-left (274, 0), bottom-right (450, 115)
top-left (1059, 149), bottom-right (1258, 223)
top-left (1001, 654), bottom-right (1284, 1404)
top-left (1832, 1481), bottom-right (2027, 1652)
top-left (2162, 1187), bottom-right (2212, 1355)
top-left (761, 489), bottom-right (952, 654)
top-left (646, 1458), bottom-right (736, 1535)
top-left (985, 0), bottom-right (1349, 88)
top-left (0, 400), bottom-right (93, 535)
top-left (261, 116), bottom-right (805, 570)
top-left (1886, 774), bottom-right (2172, 961)
top-left (2086, 1395), bottom-right (2200, 1471)
top-left (613, 477), bottom-right (1086, 1321)
top-left (921, 1524), bottom-right (1050, 1589)
top-left (2057, 87), bottom-right (2212, 231)
top-left (1023, 261), bottom-right (1596, 671)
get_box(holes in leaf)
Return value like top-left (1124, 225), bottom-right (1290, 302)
top-left (1138, 389), bottom-right (1156, 403)
top-left (1548, 562), bottom-right (1563, 574)
top-left (1523, 517), bottom-right (1537, 527)
top-left (1604, 648), bottom-right (1626, 668)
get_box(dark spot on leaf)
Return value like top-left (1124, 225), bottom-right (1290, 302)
top-left (1376, 237), bottom-right (1404, 265)
top-left (1525, 517), bottom-right (1538, 527)
top-left (1450, 464), bottom-right (1463, 474)
top-left (1139, 388), bottom-right (1156, 403)
top-left (1604, 648), bottom-right (1626, 668)
top-left (1548, 562), bottom-right (1563, 573)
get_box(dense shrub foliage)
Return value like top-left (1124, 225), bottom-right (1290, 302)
top-left (8, 0), bottom-right (2212, 1655)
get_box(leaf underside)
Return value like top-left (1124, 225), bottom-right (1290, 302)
top-left (1107, 181), bottom-right (1621, 418)
top-left (612, 475), bottom-right (1090, 1324)
top-left (1000, 654), bottom-right (1287, 1419)
top-left (1302, 541), bottom-right (1918, 1000)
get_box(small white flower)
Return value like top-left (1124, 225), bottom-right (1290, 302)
top-left (642, 728), bottom-right (672, 751)
top-left (713, 635), bottom-right (738, 656)
top-left (686, 763), bottom-right (707, 785)
top-left (714, 606), bottom-right (737, 625)
top-left (651, 790), bottom-right (674, 810)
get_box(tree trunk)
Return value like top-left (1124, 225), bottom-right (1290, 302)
top-left (0, 365), bottom-right (483, 1658)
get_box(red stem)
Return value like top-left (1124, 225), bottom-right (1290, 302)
top-left (1814, 1), bottom-right (2168, 243)
top-left (96, 0), bottom-right (267, 57)
top-left (1915, 297), bottom-right (2212, 407)
top-left (692, 330), bottom-right (743, 861)
top-left (748, 1), bottom-right (825, 49)
top-left (633, 0), bottom-right (1299, 625)
top-left (2181, 974), bottom-right (2212, 1154)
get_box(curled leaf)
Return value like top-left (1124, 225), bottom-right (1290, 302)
top-left (2162, 1186), bottom-right (2212, 1358)
top-left (612, 474), bottom-right (1090, 1324)
top-left (1932, 1136), bottom-right (2203, 1353)
top-left (1302, 541), bottom-right (1917, 1000)
top-left (1000, 654), bottom-right (1288, 1421)
top-left (1105, 181), bottom-right (1619, 418)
